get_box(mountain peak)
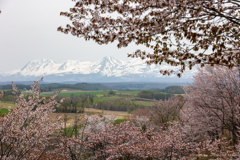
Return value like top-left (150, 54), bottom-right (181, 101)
top-left (101, 56), bottom-right (116, 62)
top-left (99, 56), bottom-right (123, 65)
top-left (0, 57), bottom-right (196, 82)
top-left (102, 56), bottom-right (115, 60)
top-left (30, 58), bottom-right (51, 63)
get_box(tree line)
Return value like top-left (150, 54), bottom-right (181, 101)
top-left (55, 94), bottom-right (94, 113)
top-left (137, 90), bottom-right (173, 100)
top-left (94, 99), bottom-right (144, 112)
top-left (150, 86), bottom-right (185, 94)
top-left (0, 90), bottom-right (21, 102)
top-left (0, 83), bottom-right (110, 91)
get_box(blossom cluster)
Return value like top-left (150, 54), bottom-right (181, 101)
top-left (0, 78), bottom-right (65, 159)
top-left (59, 0), bottom-right (240, 76)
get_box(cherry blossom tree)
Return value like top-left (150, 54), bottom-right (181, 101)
top-left (75, 119), bottom-right (239, 159)
top-left (0, 91), bottom-right (4, 97)
top-left (0, 78), bottom-right (66, 159)
top-left (59, 114), bottom-right (117, 159)
top-left (58, 0), bottom-right (240, 76)
top-left (57, 113), bottom-right (240, 159)
top-left (81, 121), bottom-right (195, 159)
top-left (182, 65), bottom-right (240, 145)
top-left (81, 114), bottom-right (117, 134)
top-left (150, 95), bottom-right (185, 127)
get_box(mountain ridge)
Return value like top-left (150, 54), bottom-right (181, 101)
top-left (0, 56), bottom-right (196, 82)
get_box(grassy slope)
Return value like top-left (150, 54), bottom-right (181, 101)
top-left (93, 96), bottom-right (124, 103)
top-left (0, 108), bottom-right (9, 116)
top-left (0, 102), bottom-right (17, 109)
top-left (52, 88), bottom-right (80, 91)
top-left (132, 100), bottom-right (154, 106)
top-left (116, 91), bottom-right (140, 94)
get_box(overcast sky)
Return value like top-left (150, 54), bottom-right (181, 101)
top-left (0, 0), bottom-right (149, 72)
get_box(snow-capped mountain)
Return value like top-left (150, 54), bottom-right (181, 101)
top-left (0, 57), bottom-right (197, 82)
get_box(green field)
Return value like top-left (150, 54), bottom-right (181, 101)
top-left (93, 96), bottom-right (124, 103)
top-left (41, 90), bottom-right (140, 97)
top-left (116, 91), bottom-right (140, 95)
top-left (0, 89), bottom-right (26, 94)
top-left (52, 88), bottom-right (80, 91)
top-left (93, 95), bottom-right (156, 107)
top-left (132, 100), bottom-right (154, 106)
top-left (113, 119), bottom-right (128, 125)
top-left (41, 90), bottom-right (155, 107)
top-left (0, 108), bottom-right (9, 116)
top-left (41, 91), bottom-right (109, 97)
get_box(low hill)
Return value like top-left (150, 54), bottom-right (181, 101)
top-left (149, 86), bottom-right (185, 94)
top-left (0, 83), bottom-right (110, 91)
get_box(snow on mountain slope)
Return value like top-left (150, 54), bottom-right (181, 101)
top-left (0, 56), bottom-right (197, 82)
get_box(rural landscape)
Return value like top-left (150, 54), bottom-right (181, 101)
top-left (0, 82), bottom-right (182, 126)
top-left (1, 0), bottom-right (240, 159)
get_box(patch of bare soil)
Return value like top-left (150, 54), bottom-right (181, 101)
top-left (85, 108), bottom-right (130, 119)
top-left (49, 109), bottom-right (130, 128)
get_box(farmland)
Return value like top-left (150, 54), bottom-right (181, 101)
top-left (41, 90), bottom-right (109, 97)
top-left (0, 86), bottom-right (181, 128)
top-left (132, 100), bottom-right (155, 106)
top-left (47, 108), bottom-right (130, 127)
top-left (0, 101), bottom-right (129, 127)
top-left (41, 89), bottom-right (157, 106)
top-left (41, 90), bottom-right (140, 97)
top-left (0, 102), bottom-right (17, 109)
top-left (0, 88), bottom-right (173, 116)
top-left (0, 102), bottom-right (16, 116)
top-left (93, 96), bottom-right (123, 103)
top-left (0, 86), bottom-right (181, 118)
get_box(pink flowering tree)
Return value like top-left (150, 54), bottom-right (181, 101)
top-left (182, 65), bottom-right (240, 145)
top-left (81, 114), bottom-right (117, 134)
top-left (0, 78), bottom-right (66, 159)
top-left (59, 113), bottom-right (240, 159)
top-left (77, 120), bottom-right (239, 159)
top-left (59, 0), bottom-right (240, 76)
top-left (80, 121), bottom-right (195, 160)
top-left (0, 91), bottom-right (4, 98)
top-left (150, 95), bottom-right (185, 128)
top-left (58, 114), bottom-right (117, 159)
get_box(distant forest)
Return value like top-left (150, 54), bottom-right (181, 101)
top-left (101, 82), bottom-right (187, 90)
top-left (0, 82), bottom-right (186, 93)
top-left (0, 83), bottom-right (110, 91)
top-left (137, 90), bottom-right (173, 100)
top-left (94, 99), bottom-right (144, 112)
top-left (149, 86), bottom-right (185, 94)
